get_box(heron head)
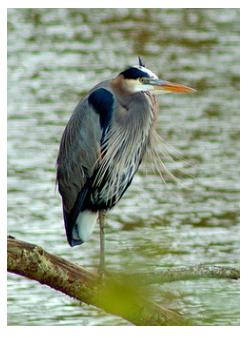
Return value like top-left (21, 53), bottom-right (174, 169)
top-left (118, 57), bottom-right (196, 95)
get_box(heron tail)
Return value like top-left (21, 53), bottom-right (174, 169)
top-left (73, 210), bottom-right (98, 244)
top-left (63, 183), bottom-right (97, 247)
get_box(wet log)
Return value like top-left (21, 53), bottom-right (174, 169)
top-left (7, 237), bottom-right (188, 326)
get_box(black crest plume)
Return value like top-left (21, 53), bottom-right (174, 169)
top-left (138, 56), bottom-right (145, 67)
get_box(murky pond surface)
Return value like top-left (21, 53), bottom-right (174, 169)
top-left (7, 8), bottom-right (240, 325)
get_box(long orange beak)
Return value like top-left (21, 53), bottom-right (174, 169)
top-left (147, 78), bottom-right (196, 94)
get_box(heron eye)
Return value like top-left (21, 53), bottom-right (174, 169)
top-left (139, 77), bottom-right (145, 83)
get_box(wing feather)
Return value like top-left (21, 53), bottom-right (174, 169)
top-left (56, 88), bottom-right (114, 245)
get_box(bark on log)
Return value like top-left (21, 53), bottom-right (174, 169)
top-left (7, 237), bottom-right (188, 326)
top-left (115, 265), bottom-right (240, 285)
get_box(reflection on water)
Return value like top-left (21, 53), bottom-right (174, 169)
top-left (7, 8), bottom-right (239, 325)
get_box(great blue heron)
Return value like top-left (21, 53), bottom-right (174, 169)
top-left (56, 57), bottom-right (195, 274)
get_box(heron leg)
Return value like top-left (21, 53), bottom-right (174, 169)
top-left (98, 210), bottom-right (105, 277)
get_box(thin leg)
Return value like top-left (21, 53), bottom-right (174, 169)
top-left (99, 210), bottom-right (105, 277)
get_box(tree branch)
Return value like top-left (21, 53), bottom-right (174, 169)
top-left (8, 237), bottom-right (239, 325)
top-left (7, 237), bottom-right (188, 326)
top-left (116, 265), bottom-right (240, 285)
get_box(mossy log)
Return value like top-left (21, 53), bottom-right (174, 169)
top-left (7, 237), bottom-right (239, 325)
top-left (7, 237), bottom-right (188, 326)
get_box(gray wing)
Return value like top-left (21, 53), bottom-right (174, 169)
top-left (56, 87), bottom-right (114, 245)
top-left (57, 98), bottom-right (101, 212)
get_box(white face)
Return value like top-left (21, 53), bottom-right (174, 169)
top-left (124, 66), bottom-right (159, 93)
top-left (121, 65), bottom-right (196, 95)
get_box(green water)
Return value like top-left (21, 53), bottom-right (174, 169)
top-left (7, 8), bottom-right (240, 325)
